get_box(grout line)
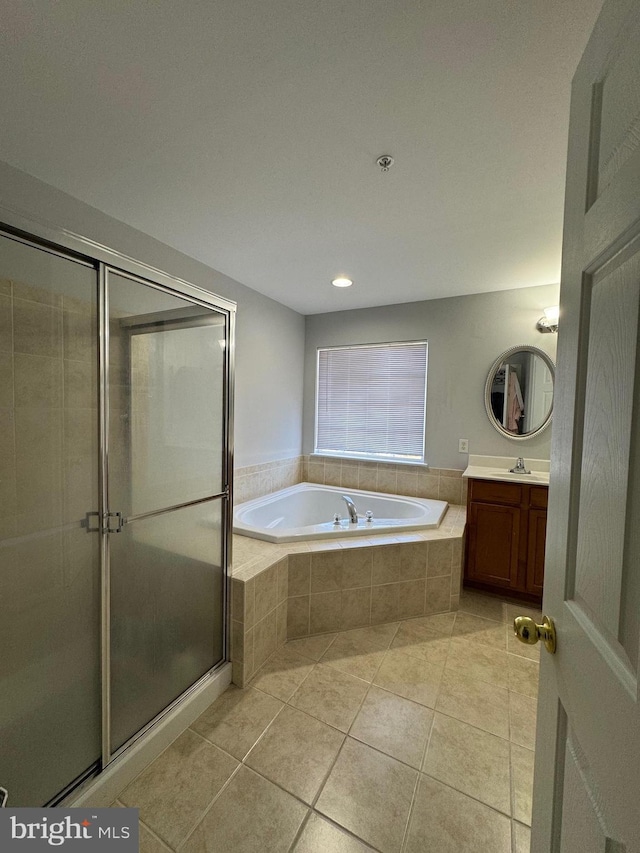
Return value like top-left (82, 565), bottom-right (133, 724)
top-left (309, 730), bottom-right (348, 811)
top-left (509, 740), bottom-right (517, 839)
top-left (307, 812), bottom-right (385, 853)
top-left (285, 810), bottom-right (312, 853)
top-left (174, 762), bottom-right (243, 852)
top-left (400, 766), bottom-right (422, 853)
top-left (137, 817), bottom-right (175, 852)
top-left (420, 768), bottom-right (515, 821)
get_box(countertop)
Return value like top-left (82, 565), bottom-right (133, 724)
top-left (462, 454), bottom-right (550, 486)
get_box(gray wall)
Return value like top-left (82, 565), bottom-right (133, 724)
top-left (0, 161), bottom-right (305, 468)
top-left (303, 285), bottom-right (559, 470)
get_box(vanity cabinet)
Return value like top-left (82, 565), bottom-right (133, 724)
top-left (464, 478), bottom-right (548, 604)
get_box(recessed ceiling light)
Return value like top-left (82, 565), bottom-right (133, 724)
top-left (332, 277), bottom-right (353, 288)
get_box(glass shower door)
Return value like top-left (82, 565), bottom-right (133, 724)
top-left (105, 270), bottom-right (228, 754)
top-left (0, 232), bottom-right (101, 805)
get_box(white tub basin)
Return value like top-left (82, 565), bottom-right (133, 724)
top-left (232, 482), bottom-right (449, 543)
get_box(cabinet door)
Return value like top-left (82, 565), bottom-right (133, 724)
top-left (526, 507), bottom-right (547, 597)
top-left (466, 501), bottom-right (520, 589)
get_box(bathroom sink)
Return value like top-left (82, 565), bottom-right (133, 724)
top-left (471, 468), bottom-right (550, 485)
top-left (463, 457), bottom-right (550, 486)
top-left (488, 470), bottom-right (548, 483)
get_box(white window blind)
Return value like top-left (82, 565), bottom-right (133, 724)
top-left (315, 341), bottom-right (428, 462)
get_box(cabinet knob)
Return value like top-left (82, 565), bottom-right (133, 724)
top-left (513, 614), bottom-right (556, 654)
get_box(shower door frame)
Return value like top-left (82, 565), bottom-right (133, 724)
top-left (0, 207), bottom-right (236, 791)
top-left (99, 264), bottom-right (235, 765)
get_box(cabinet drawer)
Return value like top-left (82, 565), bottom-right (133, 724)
top-left (469, 479), bottom-right (522, 506)
top-left (530, 485), bottom-right (548, 508)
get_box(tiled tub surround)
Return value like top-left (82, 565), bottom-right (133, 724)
top-left (304, 455), bottom-right (468, 506)
top-left (233, 456), bottom-right (304, 504)
top-left (233, 455), bottom-right (467, 506)
top-left (231, 505), bottom-right (465, 688)
top-left (112, 590), bottom-right (539, 853)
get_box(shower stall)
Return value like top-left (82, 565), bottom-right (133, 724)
top-left (0, 221), bottom-right (234, 807)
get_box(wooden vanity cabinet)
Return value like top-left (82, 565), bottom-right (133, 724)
top-left (464, 478), bottom-right (548, 604)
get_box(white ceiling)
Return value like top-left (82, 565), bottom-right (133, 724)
top-left (0, 0), bottom-right (603, 315)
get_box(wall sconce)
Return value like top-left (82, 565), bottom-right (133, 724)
top-left (537, 306), bottom-right (559, 333)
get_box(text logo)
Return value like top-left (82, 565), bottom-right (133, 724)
top-left (0, 809), bottom-right (138, 851)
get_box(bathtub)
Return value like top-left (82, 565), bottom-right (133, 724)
top-left (233, 482), bottom-right (448, 543)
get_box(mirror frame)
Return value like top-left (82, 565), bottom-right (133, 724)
top-left (484, 344), bottom-right (555, 440)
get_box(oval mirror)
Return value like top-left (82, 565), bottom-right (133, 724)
top-left (484, 345), bottom-right (555, 440)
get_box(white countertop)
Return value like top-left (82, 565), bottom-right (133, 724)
top-left (462, 454), bottom-right (550, 486)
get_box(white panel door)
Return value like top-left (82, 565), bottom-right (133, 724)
top-left (531, 0), bottom-right (640, 850)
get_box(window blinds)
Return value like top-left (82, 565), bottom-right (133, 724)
top-left (315, 341), bottom-right (428, 462)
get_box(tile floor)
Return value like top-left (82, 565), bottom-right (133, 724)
top-left (113, 590), bottom-right (541, 853)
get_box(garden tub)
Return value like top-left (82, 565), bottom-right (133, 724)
top-left (233, 482), bottom-right (448, 543)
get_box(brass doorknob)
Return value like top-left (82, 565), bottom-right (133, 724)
top-left (513, 614), bottom-right (557, 654)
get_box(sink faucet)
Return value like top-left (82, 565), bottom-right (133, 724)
top-left (342, 495), bottom-right (358, 523)
top-left (509, 457), bottom-right (531, 474)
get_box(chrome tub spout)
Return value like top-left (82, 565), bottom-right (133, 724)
top-left (341, 495), bottom-right (358, 524)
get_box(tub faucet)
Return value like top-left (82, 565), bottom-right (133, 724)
top-left (509, 457), bottom-right (531, 474)
top-left (342, 495), bottom-right (358, 524)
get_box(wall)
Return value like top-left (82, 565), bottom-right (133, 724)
top-left (303, 284), bottom-right (559, 470)
top-left (0, 161), bottom-right (305, 470)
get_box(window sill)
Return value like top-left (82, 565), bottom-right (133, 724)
top-left (310, 453), bottom-right (429, 468)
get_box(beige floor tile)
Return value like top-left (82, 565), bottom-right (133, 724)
top-left (511, 743), bottom-right (535, 826)
top-left (404, 775), bottom-right (511, 853)
top-left (422, 713), bottom-right (511, 814)
top-left (286, 633), bottom-right (338, 661)
top-left (321, 646), bottom-right (386, 682)
top-left (319, 627), bottom-right (394, 680)
top-left (191, 686), bottom-right (283, 760)
top-left (250, 646), bottom-right (315, 701)
top-left (459, 590), bottom-right (506, 622)
top-left (245, 705), bottom-right (344, 804)
top-left (289, 664), bottom-right (369, 732)
top-left (509, 692), bottom-right (537, 750)
top-left (506, 623), bottom-right (541, 661)
top-left (435, 669), bottom-right (509, 738)
top-left (112, 803), bottom-right (173, 852)
top-left (404, 611), bottom-right (457, 636)
top-left (373, 648), bottom-right (443, 708)
top-left (349, 685), bottom-right (434, 768)
top-left (513, 820), bottom-right (531, 852)
top-left (140, 824), bottom-right (173, 853)
top-left (390, 621), bottom-right (450, 666)
top-left (316, 738), bottom-right (418, 853)
top-left (182, 765), bottom-right (307, 853)
top-left (294, 813), bottom-right (374, 852)
top-left (445, 636), bottom-right (510, 688)
top-left (508, 656), bottom-right (540, 698)
top-left (452, 611), bottom-right (507, 649)
top-left (119, 729), bottom-right (238, 849)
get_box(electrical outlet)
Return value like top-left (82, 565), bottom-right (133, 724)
top-left (458, 438), bottom-right (469, 453)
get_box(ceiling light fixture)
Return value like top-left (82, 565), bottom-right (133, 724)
top-left (332, 277), bottom-right (353, 288)
top-left (536, 305), bottom-right (560, 333)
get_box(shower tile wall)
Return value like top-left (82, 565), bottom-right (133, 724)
top-left (0, 274), bottom-right (97, 568)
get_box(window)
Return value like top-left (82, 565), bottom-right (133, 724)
top-left (315, 341), bottom-right (428, 463)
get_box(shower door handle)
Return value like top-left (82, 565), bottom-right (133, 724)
top-left (104, 511), bottom-right (124, 534)
top-left (85, 511), bottom-right (101, 533)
